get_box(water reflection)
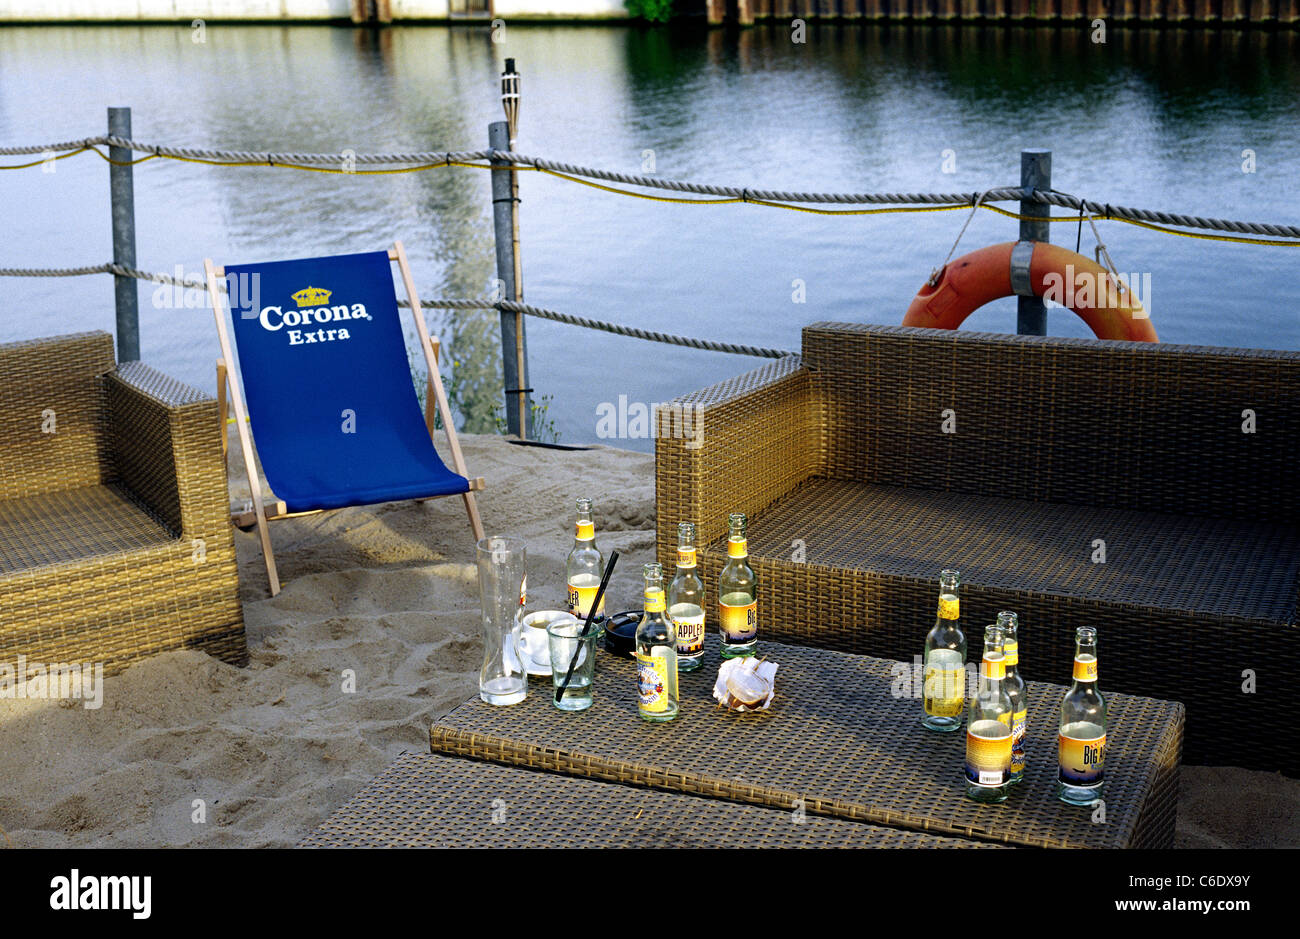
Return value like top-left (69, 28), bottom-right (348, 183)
top-left (0, 23), bottom-right (1296, 450)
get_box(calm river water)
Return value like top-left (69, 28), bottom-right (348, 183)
top-left (2, 24), bottom-right (1298, 448)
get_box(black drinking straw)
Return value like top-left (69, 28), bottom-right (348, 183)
top-left (555, 549), bottom-right (619, 704)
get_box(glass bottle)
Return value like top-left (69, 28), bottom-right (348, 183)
top-left (965, 624), bottom-right (1014, 803)
top-left (668, 521), bottom-right (705, 672)
top-left (717, 513), bottom-right (757, 658)
top-left (1059, 627), bottom-right (1107, 806)
top-left (999, 611), bottom-right (1028, 784)
top-left (636, 563), bottom-right (678, 722)
top-left (921, 569), bottom-right (966, 732)
top-left (565, 498), bottom-right (605, 623)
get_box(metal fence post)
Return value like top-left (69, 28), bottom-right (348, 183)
top-left (108, 107), bottom-right (140, 362)
top-left (1017, 148), bottom-right (1051, 336)
top-left (489, 120), bottom-right (532, 438)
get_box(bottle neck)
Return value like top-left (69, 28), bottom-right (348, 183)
top-left (1003, 637), bottom-right (1019, 670)
top-left (676, 543), bottom-right (697, 570)
top-left (574, 519), bottom-right (595, 547)
top-left (726, 537), bottom-right (747, 560)
top-left (643, 586), bottom-right (666, 615)
top-left (936, 592), bottom-right (959, 621)
top-left (1072, 652), bottom-right (1098, 686)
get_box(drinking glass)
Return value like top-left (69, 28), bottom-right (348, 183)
top-left (548, 618), bottom-right (601, 711)
top-left (477, 536), bottom-right (528, 706)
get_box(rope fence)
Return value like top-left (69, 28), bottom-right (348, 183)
top-left (0, 261), bottom-right (794, 359)
top-left (2, 135), bottom-right (1298, 246)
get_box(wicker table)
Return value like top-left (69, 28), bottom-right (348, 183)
top-left (430, 641), bottom-right (1183, 848)
top-left (300, 752), bottom-right (991, 848)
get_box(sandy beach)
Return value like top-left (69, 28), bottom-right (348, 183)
top-left (0, 432), bottom-right (1294, 848)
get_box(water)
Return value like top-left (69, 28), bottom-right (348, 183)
top-left (1059, 719), bottom-right (1106, 805)
top-left (3, 24), bottom-right (1298, 450)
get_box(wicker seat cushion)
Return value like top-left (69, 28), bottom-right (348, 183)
top-left (737, 477), bottom-right (1300, 626)
top-left (0, 484), bottom-right (175, 574)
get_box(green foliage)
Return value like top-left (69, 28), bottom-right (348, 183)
top-left (493, 394), bottom-right (562, 445)
top-left (624, 0), bottom-right (675, 24)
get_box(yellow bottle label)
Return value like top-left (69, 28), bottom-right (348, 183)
top-left (567, 582), bottom-right (605, 618)
top-left (727, 538), bottom-right (748, 559)
top-left (1011, 708), bottom-right (1028, 775)
top-left (923, 667), bottom-right (966, 717)
top-left (676, 546), bottom-right (697, 568)
top-left (643, 588), bottom-right (666, 614)
top-left (981, 655), bottom-right (1005, 680)
top-left (575, 521), bottom-right (595, 541)
top-left (965, 725), bottom-right (1013, 787)
top-left (636, 651), bottom-right (671, 713)
top-left (1059, 732), bottom-right (1106, 786)
top-left (719, 600), bottom-right (757, 642)
top-left (938, 597), bottom-right (959, 620)
top-left (1004, 639), bottom-right (1018, 667)
top-left (1073, 656), bottom-right (1098, 682)
top-left (672, 613), bottom-right (705, 655)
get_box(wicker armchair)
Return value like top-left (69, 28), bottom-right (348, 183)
top-left (656, 322), bottom-right (1300, 774)
top-left (0, 332), bottom-right (245, 675)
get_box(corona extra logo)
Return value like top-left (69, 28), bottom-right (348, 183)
top-left (291, 286), bottom-right (332, 307)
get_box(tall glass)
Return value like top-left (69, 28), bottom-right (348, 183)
top-left (477, 536), bottom-right (528, 706)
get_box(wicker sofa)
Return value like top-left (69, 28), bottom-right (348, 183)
top-left (0, 332), bottom-right (245, 675)
top-left (656, 322), bottom-right (1300, 774)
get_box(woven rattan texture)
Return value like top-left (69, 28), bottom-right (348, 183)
top-left (804, 323), bottom-right (1300, 525)
top-left (431, 641), bottom-right (1181, 849)
top-left (654, 323), bottom-right (1299, 774)
top-left (0, 332), bottom-right (245, 674)
top-left (300, 752), bottom-right (993, 848)
top-left (0, 332), bottom-right (114, 501)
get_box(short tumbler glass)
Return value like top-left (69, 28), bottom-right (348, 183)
top-left (548, 618), bottom-right (601, 712)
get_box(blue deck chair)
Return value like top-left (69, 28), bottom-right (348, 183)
top-left (204, 243), bottom-right (485, 596)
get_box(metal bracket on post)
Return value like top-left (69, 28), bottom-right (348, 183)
top-left (108, 107), bottom-right (140, 362)
top-left (489, 120), bottom-right (532, 439)
top-left (1017, 148), bottom-right (1051, 336)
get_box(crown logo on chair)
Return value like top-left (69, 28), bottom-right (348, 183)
top-left (291, 286), bottom-right (332, 308)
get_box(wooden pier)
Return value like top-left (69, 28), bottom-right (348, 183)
top-left (703, 0), bottom-right (1300, 24)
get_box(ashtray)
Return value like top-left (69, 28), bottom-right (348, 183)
top-left (603, 610), bottom-right (640, 658)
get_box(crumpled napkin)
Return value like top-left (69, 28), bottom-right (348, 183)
top-left (712, 657), bottom-right (778, 712)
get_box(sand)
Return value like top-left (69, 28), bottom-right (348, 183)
top-left (0, 433), bottom-right (1294, 848)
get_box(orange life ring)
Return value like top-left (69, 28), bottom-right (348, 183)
top-left (903, 241), bottom-right (1158, 342)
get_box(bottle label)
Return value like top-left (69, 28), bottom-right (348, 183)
top-left (719, 600), bottom-right (757, 643)
top-left (980, 655), bottom-right (1005, 680)
top-left (575, 521), bottom-right (594, 541)
top-left (923, 666), bottom-right (965, 717)
top-left (1011, 709), bottom-right (1027, 775)
top-left (676, 546), bottom-right (697, 568)
top-left (727, 538), bottom-right (748, 559)
top-left (1059, 732), bottom-right (1106, 787)
top-left (938, 597), bottom-right (959, 620)
top-left (637, 651), bottom-right (671, 713)
top-left (965, 726), bottom-right (1013, 787)
top-left (672, 612), bottom-right (705, 655)
top-left (1004, 639), bottom-right (1018, 667)
top-left (1073, 656), bottom-right (1098, 682)
top-left (567, 582), bottom-right (605, 618)
top-left (643, 588), bottom-right (666, 614)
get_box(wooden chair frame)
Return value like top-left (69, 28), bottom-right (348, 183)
top-left (205, 241), bottom-right (485, 597)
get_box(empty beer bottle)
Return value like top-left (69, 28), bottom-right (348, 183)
top-left (999, 611), bottom-right (1028, 784)
top-left (565, 498), bottom-right (605, 623)
top-left (1059, 626), bottom-right (1107, 806)
top-left (636, 563), bottom-right (679, 722)
top-left (718, 513), bottom-right (757, 658)
top-left (668, 521), bottom-right (705, 672)
top-left (965, 624), bottom-right (1014, 803)
top-left (921, 569), bottom-right (966, 732)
